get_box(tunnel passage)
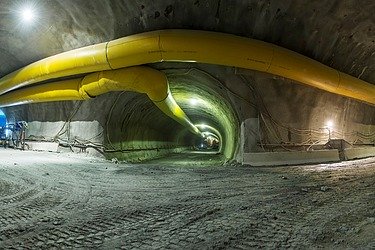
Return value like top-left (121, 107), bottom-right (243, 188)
top-left (102, 67), bottom-right (239, 162)
top-left (165, 68), bottom-right (239, 160)
top-left (0, 2), bottom-right (374, 248)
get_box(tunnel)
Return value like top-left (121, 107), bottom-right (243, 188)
top-left (0, 1), bottom-right (374, 248)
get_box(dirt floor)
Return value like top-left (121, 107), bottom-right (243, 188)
top-left (0, 149), bottom-right (374, 249)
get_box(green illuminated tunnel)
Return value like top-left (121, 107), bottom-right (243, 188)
top-left (166, 68), bottom-right (239, 160)
top-left (97, 67), bottom-right (239, 162)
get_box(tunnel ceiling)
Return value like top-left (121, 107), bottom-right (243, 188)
top-left (0, 0), bottom-right (374, 85)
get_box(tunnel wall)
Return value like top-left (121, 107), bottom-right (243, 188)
top-left (236, 69), bottom-right (375, 149)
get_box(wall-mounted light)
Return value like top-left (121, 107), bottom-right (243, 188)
top-left (326, 120), bottom-right (334, 130)
top-left (325, 120), bottom-right (334, 140)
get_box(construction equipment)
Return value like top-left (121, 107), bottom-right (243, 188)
top-left (0, 121), bottom-right (28, 150)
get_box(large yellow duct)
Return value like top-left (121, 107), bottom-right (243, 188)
top-left (0, 30), bottom-right (374, 105)
top-left (0, 66), bottom-right (201, 135)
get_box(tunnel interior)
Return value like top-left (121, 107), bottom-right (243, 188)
top-left (0, 0), bottom-right (373, 166)
top-left (0, 1), bottom-right (375, 249)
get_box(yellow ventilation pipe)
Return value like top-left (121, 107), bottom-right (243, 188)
top-left (0, 30), bottom-right (374, 104)
top-left (0, 66), bottom-right (201, 135)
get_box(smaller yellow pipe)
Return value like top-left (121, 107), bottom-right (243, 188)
top-left (80, 66), bottom-right (168, 102)
top-left (0, 78), bottom-right (85, 106)
top-left (0, 67), bottom-right (201, 136)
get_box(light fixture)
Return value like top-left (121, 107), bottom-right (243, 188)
top-left (14, 2), bottom-right (39, 26)
top-left (198, 124), bottom-right (207, 129)
top-left (21, 7), bottom-right (35, 22)
top-left (325, 120), bottom-right (334, 140)
top-left (326, 120), bottom-right (334, 130)
top-left (189, 98), bottom-right (199, 106)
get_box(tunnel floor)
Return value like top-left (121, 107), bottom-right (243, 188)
top-left (0, 149), bottom-right (374, 249)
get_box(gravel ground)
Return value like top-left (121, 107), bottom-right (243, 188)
top-left (0, 149), bottom-right (374, 249)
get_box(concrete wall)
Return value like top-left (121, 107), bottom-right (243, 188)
top-left (26, 121), bottom-right (103, 143)
top-left (344, 147), bottom-right (375, 160)
top-left (243, 150), bottom-right (340, 166)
